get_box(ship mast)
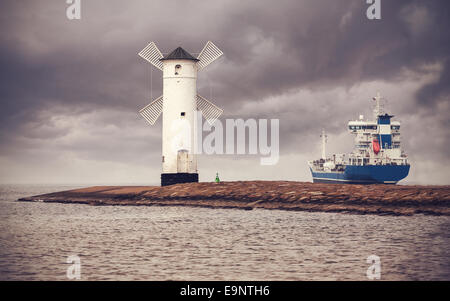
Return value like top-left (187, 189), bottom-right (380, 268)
top-left (320, 129), bottom-right (327, 160)
top-left (373, 91), bottom-right (382, 119)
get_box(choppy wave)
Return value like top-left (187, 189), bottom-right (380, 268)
top-left (0, 184), bottom-right (449, 280)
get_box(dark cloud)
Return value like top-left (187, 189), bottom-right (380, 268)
top-left (0, 0), bottom-right (449, 184)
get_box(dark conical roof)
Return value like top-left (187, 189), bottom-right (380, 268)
top-left (160, 47), bottom-right (199, 61)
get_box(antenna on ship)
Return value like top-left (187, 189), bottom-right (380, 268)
top-left (373, 91), bottom-right (382, 119)
top-left (320, 129), bottom-right (327, 160)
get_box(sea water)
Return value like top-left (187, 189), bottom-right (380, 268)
top-left (0, 184), bottom-right (449, 280)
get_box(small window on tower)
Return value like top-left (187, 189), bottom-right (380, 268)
top-left (175, 64), bottom-right (181, 75)
top-left (181, 112), bottom-right (185, 117)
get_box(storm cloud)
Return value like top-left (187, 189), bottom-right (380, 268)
top-left (0, 0), bottom-right (449, 184)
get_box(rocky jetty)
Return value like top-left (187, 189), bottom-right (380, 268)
top-left (18, 181), bottom-right (450, 216)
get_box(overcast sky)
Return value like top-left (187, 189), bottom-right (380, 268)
top-left (0, 0), bottom-right (449, 185)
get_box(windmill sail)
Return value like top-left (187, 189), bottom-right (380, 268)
top-left (197, 41), bottom-right (223, 70)
top-left (196, 94), bottom-right (223, 125)
top-left (138, 42), bottom-right (164, 71)
top-left (139, 96), bottom-right (163, 125)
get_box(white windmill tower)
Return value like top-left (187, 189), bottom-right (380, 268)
top-left (138, 41), bottom-right (224, 186)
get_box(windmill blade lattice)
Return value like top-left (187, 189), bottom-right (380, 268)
top-left (138, 42), bottom-right (164, 71)
top-left (196, 94), bottom-right (223, 125)
top-left (139, 96), bottom-right (163, 125)
top-left (197, 41), bottom-right (223, 70)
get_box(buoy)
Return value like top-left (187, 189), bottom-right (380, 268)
top-left (215, 172), bottom-right (220, 183)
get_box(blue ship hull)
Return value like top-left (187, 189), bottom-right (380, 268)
top-left (310, 165), bottom-right (410, 184)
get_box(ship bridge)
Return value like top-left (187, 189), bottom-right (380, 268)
top-left (348, 117), bottom-right (402, 151)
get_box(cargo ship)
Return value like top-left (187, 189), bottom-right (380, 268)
top-left (308, 93), bottom-right (410, 184)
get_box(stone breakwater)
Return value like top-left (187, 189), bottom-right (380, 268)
top-left (18, 181), bottom-right (450, 216)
